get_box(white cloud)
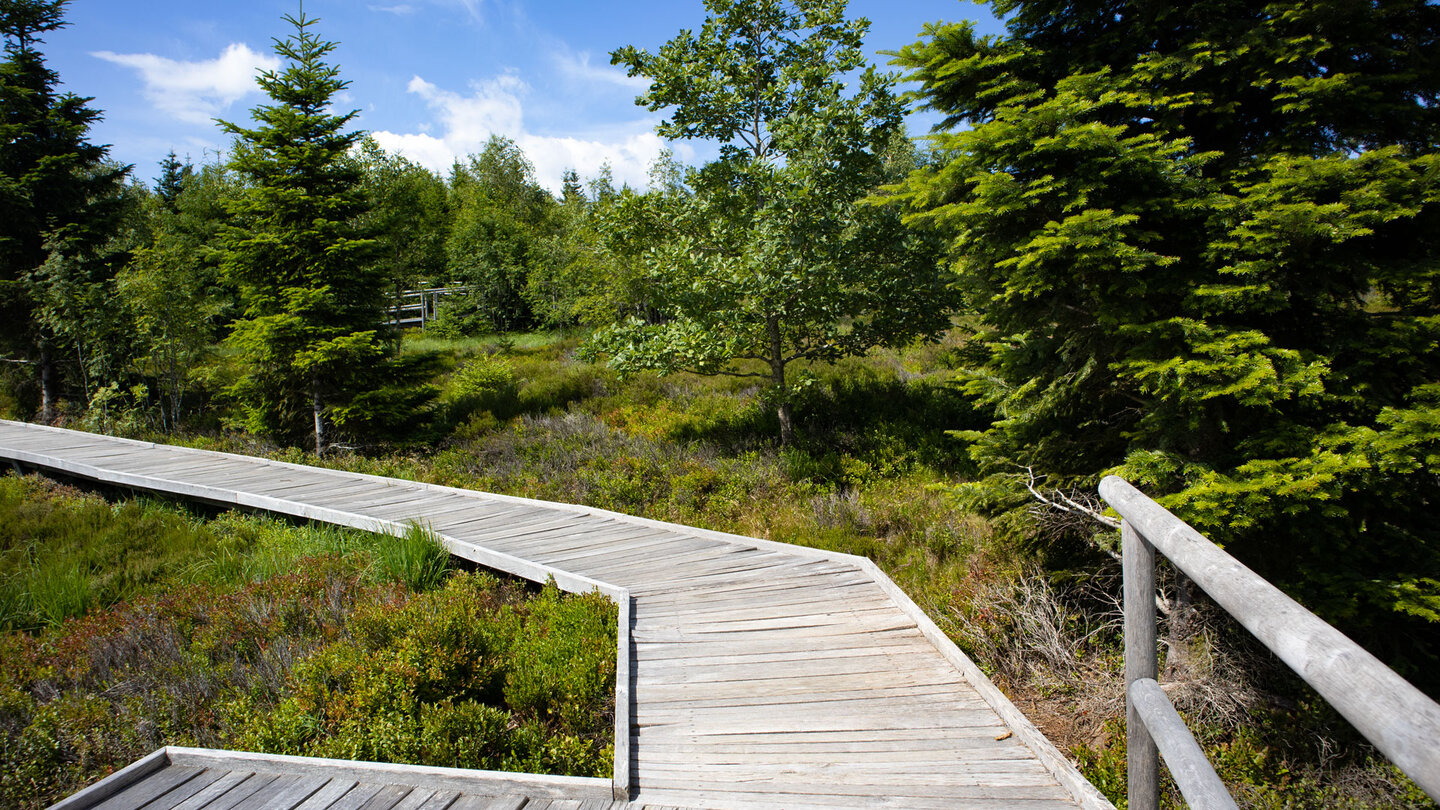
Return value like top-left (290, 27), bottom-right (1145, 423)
top-left (372, 74), bottom-right (682, 192)
top-left (92, 43), bottom-right (279, 125)
top-left (552, 47), bottom-right (650, 92)
top-left (368, 4), bottom-right (418, 14)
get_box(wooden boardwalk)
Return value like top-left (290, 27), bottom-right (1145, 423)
top-left (0, 421), bottom-right (1113, 810)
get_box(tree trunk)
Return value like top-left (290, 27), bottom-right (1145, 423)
top-left (777, 400), bottom-right (796, 447)
top-left (39, 342), bottom-right (56, 423)
top-left (767, 316), bottom-right (795, 446)
top-left (312, 377), bottom-right (326, 456)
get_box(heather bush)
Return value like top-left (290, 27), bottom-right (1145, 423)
top-left (234, 574), bottom-right (614, 776)
top-left (0, 482), bottom-right (617, 809)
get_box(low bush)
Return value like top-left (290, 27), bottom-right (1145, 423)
top-left (0, 481), bottom-right (617, 810)
top-left (233, 575), bottom-right (615, 775)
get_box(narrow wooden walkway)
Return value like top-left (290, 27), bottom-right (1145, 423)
top-left (1, 421), bottom-right (1113, 810)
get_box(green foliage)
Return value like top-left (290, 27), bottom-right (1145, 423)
top-left (118, 160), bottom-right (238, 431)
top-left (219, 12), bottom-right (408, 454)
top-left (354, 136), bottom-right (449, 297)
top-left (445, 136), bottom-right (566, 334)
top-left (892, 0), bottom-right (1440, 676)
top-left (0, 479), bottom-right (617, 808)
top-left (234, 574), bottom-right (614, 776)
top-left (443, 353), bottom-right (519, 420)
top-left (594, 0), bottom-right (958, 444)
top-left (0, 1), bottom-right (133, 420)
top-left (371, 523), bottom-right (451, 592)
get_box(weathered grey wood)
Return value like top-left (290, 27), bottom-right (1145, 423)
top-left (142, 768), bottom-right (228, 810)
top-left (359, 784), bottom-right (415, 809)
top-left (290, 778), bottom-right (362, 810)
top-left (201, 773), bottom-right (277, 810)
top-left (448, 797), bottom-right (525, 810)
top-left (165, 770), bottom-right (259, 810)
top-left (403, 789), bottom-right (459, 810)
top-left (166, 747), bottom-right (615, 801)
top-left (1102, 475), bottom-right (1440, 802)
top-left (613, 590), bottom-right (633, 802)
top-left (89, 765), bottom-right (202, 810)
top-left (228, 773), bottom-right (328, 810)
top-left (46, 747), bottom-right (170, 810)
top-left (1128, 678), bottom-right (1237, 810)
top-left (1122, 519), bottom-right (1159, 810)
top-left (325, 783), bottom-right (386, 810)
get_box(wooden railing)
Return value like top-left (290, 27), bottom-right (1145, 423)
top-left (1099, 475), bottom-right (1440, 809)
top-left (386, 283), bottom-right (473, 328)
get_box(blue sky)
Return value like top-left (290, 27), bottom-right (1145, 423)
top-left (41, 1), bottom-right (1003, 193)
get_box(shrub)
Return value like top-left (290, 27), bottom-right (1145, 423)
top-left (236, 574), bottom-right (615, 777)
top-left (444, 355), bottom-right (519, 420)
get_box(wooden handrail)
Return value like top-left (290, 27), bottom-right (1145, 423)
top-left (1100, 475), bottom-right (1440, 808)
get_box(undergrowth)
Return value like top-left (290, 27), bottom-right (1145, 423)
top-left (0, 477), bottom-right (616, 809)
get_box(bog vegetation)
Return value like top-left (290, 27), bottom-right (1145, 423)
top-left (1, 0), bottom-right (1437, 807)
top-left (0, 475), bottom-right (618, 809)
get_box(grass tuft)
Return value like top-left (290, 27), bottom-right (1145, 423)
top-left (372, 523), bottom-right (452, 592)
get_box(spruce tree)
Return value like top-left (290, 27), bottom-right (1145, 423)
top-left (219, 12), bottom-right (388, 454)
top-left (0, 0), bottom-right (130, 420)
top-left (893, 0), bottom-right (1440, 673)
top-left (154, 151), bottom-right (192, 212)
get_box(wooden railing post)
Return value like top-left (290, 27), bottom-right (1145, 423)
top-left (1123, 519), bottom-right (1159, 810)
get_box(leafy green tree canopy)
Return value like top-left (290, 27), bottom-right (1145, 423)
top-left (593, 0), bottom-right (956, 445)
top-left (445, 136), bottom-right (560, 334)
top-left (892, 0), bottom-right (1440, 674)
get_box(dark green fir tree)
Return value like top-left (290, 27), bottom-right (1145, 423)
top-left (0, 0), bottom-right (131, 420)
top-left (893, 0), bottom-right (1440, 677)
top-left (219, 12), bottom-right (431, 453)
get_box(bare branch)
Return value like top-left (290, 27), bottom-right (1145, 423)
top-left (1022, 465), bottom-right (1121, 530)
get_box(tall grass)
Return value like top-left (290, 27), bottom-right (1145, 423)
top-left (0, 475), bottom-right (456, 631)
top-left (372, 523), bottom-right (451, 591)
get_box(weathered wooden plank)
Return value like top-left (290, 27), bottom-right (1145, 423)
top-left (141, 768), bottom-right (229, 810)
top-left (632, 772), bottom-right (1068, 798)
top-left (633, 637), bottom-right (932, 668)
top-left (410, 790), bottom-right (461, 810)
top-left (164, 771), bottom-right (260, 810)
top-left (324, 783), bottom-right (386, 810)
top-left (228, 773), bottom-right (329, 810)
top-left (446, 796), bottom-right (524, 810)
top-left (290, 778), bottom-right (362, 810)
top-left (612, 590), bottom-right (633, 802)
top-left (196, 774), bottom-right (278, 810)
top-left (89, 765), bottom-right (202, 810)
top-left (46, 748), bottom-right (172, 810)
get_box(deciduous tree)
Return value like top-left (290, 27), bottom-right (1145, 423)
top-left (594, 0), bottom-right (956, 445)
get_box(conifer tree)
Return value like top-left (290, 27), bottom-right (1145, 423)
top-left (154, 151), bottom-right (192, 212)
top-left (219, 12), bottom-right (389, 454)
top-left (0, 0), bottom-right (130, 420)
top-left (893, 0), bottom-right (1440, 670)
